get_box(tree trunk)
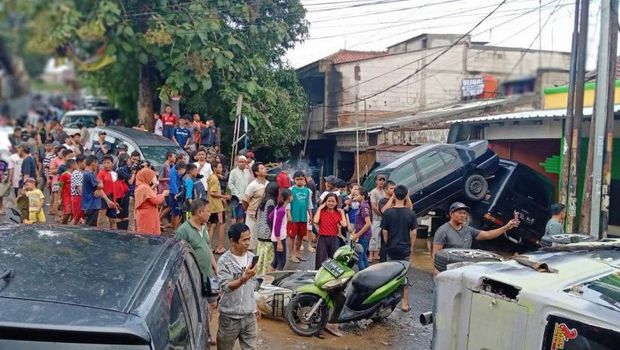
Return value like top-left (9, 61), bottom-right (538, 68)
top-left (138, 64), bottom-right (155, 131)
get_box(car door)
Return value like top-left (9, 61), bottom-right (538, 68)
top-left (412, 149), bottom-right (463, 214)
top-left (387, 161), bottom-right (424, 203)
top-left (183, 252), bottom-right (209, 348)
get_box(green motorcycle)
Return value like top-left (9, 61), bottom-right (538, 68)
top-left (285, 243), bottom-right (409, 336)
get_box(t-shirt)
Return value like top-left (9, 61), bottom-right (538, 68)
top-left (318, 210), bottom-right (342, 236)
top-left (256, 198), bottom-right (276, 241)
top-left (545, 218), bottom-right (564, 236)
top-left (169, 166), bottom-right (179, 194)
top-left (8, 153), bottom-right (22, 188)
top-left (97, 169), bottom-right (114, 195)
top-left (175, 221), bottom-right (213, 278)
top-left (380, 207), bottom-right (418, 260)
top-left (354, 201), bottom-right (372, 240)
top-left (161, 113), bottom-right (177, 127)
top-left (433, 222), bottom-right (481, 249)
top-left (242, 179), bottom-right (268, 217)
top-left (43, 152), bottom-right (54, 178)
top-left (26, 188), bottom-right (45, 212)
top-left (71, 170), bottom-right (83, 196)
top-left (369, 188), bottom-right (387, 220)
top-left (154, 119), bottom-right (163, 136)
top-left (59, 171), bottom-right (73, 203)
top-left (158, 163), bottom-right (171, 193)
top-left (173, 127), bottom-right (191, 147)
top-left (50, 158), bottom-right (65, 185)
top-left (21, 155), bottom-right (37, 183)
top-left (194, 162), bottom-right (212, 190)
top-left (82, 170), bottom-right (102, 211)
top-left (290, 186), bottom-right (313, 223)
top-left (227, 167), bottom-right (252, 198)
top-left (208, 174), bottom-right (224, 213)
top-left (184, 176), bottom-right (195, 201)
top-left (276, 172), bottom-right (291, 189)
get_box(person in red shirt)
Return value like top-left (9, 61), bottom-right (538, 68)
top-left (97, 155), bottom-right (117, 228)
top-left (276, 164), bottom-right (292, 190)
top-left (59, 159), bottom-right (76, 224)
top-left (313, 193), bottom-right (347, 270)
top-left (161, 105), bottom-right (178, 140)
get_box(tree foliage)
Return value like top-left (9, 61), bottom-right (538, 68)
top-left (16, 0), bottom-right (309, 154)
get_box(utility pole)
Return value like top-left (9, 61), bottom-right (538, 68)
top-left (589, 0), bottom-right (618, 239)
top-left (566, 0), bottom-right (589, 233)
top-left (559, 0), bottom-right (580, 213)
top-left (354, 64), bottom-right (361, 185)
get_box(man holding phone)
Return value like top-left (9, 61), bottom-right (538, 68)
top-left (217, 223), bottom-right (260, 350)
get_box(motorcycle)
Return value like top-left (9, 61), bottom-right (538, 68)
top-left (285, 242), bottom-right (409, 337)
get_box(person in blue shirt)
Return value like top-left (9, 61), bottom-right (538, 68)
top-left (91, 131), bottom-right (113, 162)
top-left (81, 155), bottom-right (103, 227)
top-left (173, 116), bottom-right (192, 151)
top-left (182, 164), bottom-right (201, 218)
top-left (169, 162), bottom-right (186, 230)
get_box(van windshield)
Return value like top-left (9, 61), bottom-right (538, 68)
top-left (61, 115), bottom-right (98, 128)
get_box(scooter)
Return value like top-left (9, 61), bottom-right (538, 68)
top-left (285, 242), bottom-right (409, 337)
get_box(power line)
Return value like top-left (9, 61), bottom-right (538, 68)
top-left (346, 0), bottom-right (508, 105)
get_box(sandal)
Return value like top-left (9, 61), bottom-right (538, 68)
top-left (307, 246), bottom-right (316, 253)
top-left (290, 257), bottom-right (300, 263)
top-left (215, 247), bottom-right (226, 255)
top-left (297, 255), bottom-right (308, 261)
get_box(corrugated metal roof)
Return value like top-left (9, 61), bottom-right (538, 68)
top-left (447, 105), bottom-right (620, 124)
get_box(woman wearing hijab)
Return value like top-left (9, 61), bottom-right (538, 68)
top-left (135, 168), bottom-right (169, 235)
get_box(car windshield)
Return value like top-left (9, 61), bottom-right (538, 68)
top-left (140, 146), bottom-right (184, 167)
top-left (577, 272), bottom-right (620, 311)
top-left (61, 115), bottom-right (98, 128)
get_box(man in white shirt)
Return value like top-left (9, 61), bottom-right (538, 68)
top-left (194, 147), bottom-right (213, 191)
top-left (227, 155), bottom-right (252, 224)
top-left (7, 151), bottom-right (23, 197)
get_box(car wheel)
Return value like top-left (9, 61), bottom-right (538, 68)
top-left (541, 234), bottom-right (596, 248)
top-left (434, 248), bottom-right (503, 272)
top-left (463, 174), bottom-right (488, 201)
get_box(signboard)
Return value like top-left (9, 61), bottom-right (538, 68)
top-left (462, 77), bottom-right (485, 98)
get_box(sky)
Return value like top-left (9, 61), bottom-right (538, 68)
top-left (285, 0), bottom-right (608, 69)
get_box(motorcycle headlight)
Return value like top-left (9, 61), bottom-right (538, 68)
top-left (322, 276), bottom-right (351, 290)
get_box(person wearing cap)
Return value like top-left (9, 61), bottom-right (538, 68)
top-left (545, 203), bottom-right (566, 236)
top-left (319, 175), bottom-right (340, 202)
top-left (91, 131), bottom-right (112, 163)
top-left (432, 202), bottom-right (519, 273)
top-left (228, 155), bottom-right (252, 224)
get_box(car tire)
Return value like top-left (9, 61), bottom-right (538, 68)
top-left (463, 174), bottom-right (488, 201)
top-left (540, 234), bottom-right (596, 248)
top-left (434, 248), bottom-right (503, 272)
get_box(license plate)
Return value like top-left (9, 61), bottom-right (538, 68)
top-left (322, 259), bottom-right (344, 278)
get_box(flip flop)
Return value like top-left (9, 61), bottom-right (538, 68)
top-left (215, 248), bottom-right (226, 255)
top-left (297, 256), bottom-right (308, 261)
top-left (290, 257), bottom-right (300, 263)
top-left (307, 247), bottom-right (316, 253)
top-left (325, 324), bottom-right (343, 337)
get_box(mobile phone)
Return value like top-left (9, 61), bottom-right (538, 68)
top-left (250, 256), bottom-right (259, 269)
top-left (513, 211), bottom-right (520, 223)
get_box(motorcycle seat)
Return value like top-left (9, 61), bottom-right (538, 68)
top-left (351, 261), bottom-right (406, 291)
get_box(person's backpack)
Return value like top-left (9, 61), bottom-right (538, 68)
top-left (193, 180), bottom-right (207, 200)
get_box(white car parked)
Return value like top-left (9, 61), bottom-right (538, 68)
top-left (60, 110), bottom-right (102, 137)
top-left (425, 240), bottom-right (620, 350)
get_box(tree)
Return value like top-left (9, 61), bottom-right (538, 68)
top-left (19, 0), bottom-right (309, 154)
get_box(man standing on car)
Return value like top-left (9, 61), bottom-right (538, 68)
top-left (545, 203), bottom-right (565, 236)
top-left (432, 202), bottom-right (519, 274)
top-left (381, 185), bottom-right (418, 312)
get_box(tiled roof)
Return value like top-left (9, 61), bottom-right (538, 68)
top-left (585, 56), bottom-right (620, 81)
top-left (324, 50), bottom-right (386, 64)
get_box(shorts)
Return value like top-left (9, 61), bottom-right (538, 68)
top-left (231, 204), bottom-right (245, 219)
top-left (208, 212), bottom-right (224, 224)
top-left (85, 209), bottom-right (98, 227)
top-left (62, 197), bottom-right (73, 215)
top-left (101, 197), bottom-right (117, 218)
top-left (287, 222), bottom-right (307, 239)
top-left (29, 210), bottom-right (46, 223)
top-left (71, 196), bottom-right (84, 222)
top-left (168, 194), bottom-right (182, 216)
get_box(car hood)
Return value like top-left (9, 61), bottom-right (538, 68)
top-left (0, 297), bottom-right (150, 343)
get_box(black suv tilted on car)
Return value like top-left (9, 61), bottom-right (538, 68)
top-left (0, 225), bottom-right (209, 349)
top-left (368, 140), bottom-right (500, 216)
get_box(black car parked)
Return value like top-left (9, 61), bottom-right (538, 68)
top-left (367, 140), bottom-right (500, 216)
top-left (0, 225), bottom-right (209, 349)
top-left (470, 159), bottom-right (554, 250)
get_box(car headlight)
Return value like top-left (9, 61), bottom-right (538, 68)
top-left (322, 277), bottom-right (351, 290)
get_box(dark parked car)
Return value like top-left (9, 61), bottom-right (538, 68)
top-left (369, 140), bottom-right (500, 216)
top-left (0, 225), bottom-right (210, 349)
top-left (87, 126), bottom-right (187, 170)
top-left (470, 159), bottom-right (554, 250)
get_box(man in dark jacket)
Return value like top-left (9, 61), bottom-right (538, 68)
top-left (200, 118), bottom-right (218, 148)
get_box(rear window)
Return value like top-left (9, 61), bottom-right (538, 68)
top-left (61, 114), bottom-right (99, 128)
